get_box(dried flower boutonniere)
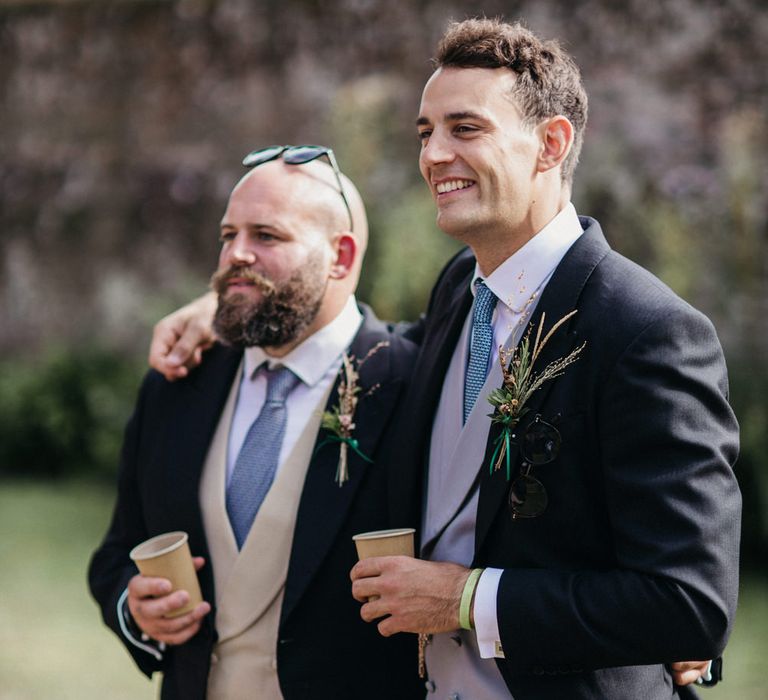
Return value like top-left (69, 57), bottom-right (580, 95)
top-left (317, 341), bottom-right (389, 486)
top-left (487, 310), bottom-right (586, 479)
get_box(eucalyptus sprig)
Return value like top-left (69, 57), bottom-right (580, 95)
top-left (318, 341), bottom-right (389, 486)
top-left (488, 310), bottom-right (586, 478)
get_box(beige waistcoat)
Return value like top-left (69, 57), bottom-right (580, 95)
top-left (199, 365), bottom-right (331, 700)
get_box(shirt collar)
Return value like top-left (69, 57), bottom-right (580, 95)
top-left (243, 295), bottom-right (363, 387)
top-left (471, 202), bottom-right (583, 313)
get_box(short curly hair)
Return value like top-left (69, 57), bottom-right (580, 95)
top-left (433, 18), bottom-right (588, 186)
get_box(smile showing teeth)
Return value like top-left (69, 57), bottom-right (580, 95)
top-left (435, 179), bottom-right (474, 194)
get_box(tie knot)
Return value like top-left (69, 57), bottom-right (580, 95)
top-left (263, 366), bottom-right (301, 404)
top-left (473, 279), bottom-right (497, 324)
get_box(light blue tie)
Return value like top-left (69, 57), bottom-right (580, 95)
top-left (463, 279), bottom-right (497, 424)
top-left (227, 365), bottom-right (301, 549)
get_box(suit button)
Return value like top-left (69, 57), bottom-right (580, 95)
top-left (449, 694), bottom-right (461, 700)
top-left (424, 680), bottom-right (436, 693)
top-left (210, 653), bottom-right (219, 665)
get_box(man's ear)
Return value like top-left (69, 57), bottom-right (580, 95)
top-left (329, 233), bottom-right (357, 279)
top-left (537, 115), bottom-right (573, 174)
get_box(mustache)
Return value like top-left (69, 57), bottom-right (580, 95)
top-left (209, 266), bottom-right (277, 296)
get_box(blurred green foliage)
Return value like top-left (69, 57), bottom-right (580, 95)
top-left (729, 367), bottom-right (768, 568)
top-left (0, 348), bottom-right (142, 480)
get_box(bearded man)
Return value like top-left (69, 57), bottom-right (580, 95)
top-left (88, 149), bottom-right (421, 700)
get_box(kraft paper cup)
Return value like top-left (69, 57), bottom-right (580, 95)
top-left (129, 531), bottom-right (203, 618)
top-left (353, 528), bottom-right (416, 560)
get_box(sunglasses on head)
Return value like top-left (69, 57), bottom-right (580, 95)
top-left (242, 145), bottom-right (354, 232)
top-left (508, 414), bottom-right (562, 519)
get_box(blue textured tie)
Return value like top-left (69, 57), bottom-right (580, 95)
top-left (463, 279), bottom-right (498, 424)
top-left (226, 365), bottom-right (301, 549)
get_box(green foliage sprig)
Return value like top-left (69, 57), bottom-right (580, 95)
top-left (488, 310), bottom-right (586, 479)
top-left (0, 348), bottom-right (142, 480)
top-left (319, 341), bottom-right (389, 486)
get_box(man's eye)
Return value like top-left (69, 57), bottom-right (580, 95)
top-left (257, 232), bottom-right (277, 242)
top-left (219, 231), bottom-right (236, 242)
top-left (417, 130), bottom-right (432, 142)
top-left (455, 124), bottom-right (477, 135)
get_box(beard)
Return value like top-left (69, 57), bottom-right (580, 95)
top-left (210, 258), bottom-right (327, 349)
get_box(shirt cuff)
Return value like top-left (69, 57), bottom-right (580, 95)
top-left (473, 567), bottom-right (504, 658)
top-left (696, 659), bottom-right (714, 685)
top-left (117, 588), bottom-right (166, 661)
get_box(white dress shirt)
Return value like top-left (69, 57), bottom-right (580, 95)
top-left (226, 296), bottom-right (363, 485)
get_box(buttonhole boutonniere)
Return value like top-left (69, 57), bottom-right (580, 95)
top-left (487, 310), bottom-right (586, 479)
top-left (317, 341), bottom-right (389, 486)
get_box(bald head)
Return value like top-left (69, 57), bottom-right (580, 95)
top-left (235, 159), bottom-right (367, 248)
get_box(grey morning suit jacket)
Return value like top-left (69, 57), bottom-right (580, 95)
top-left (389, 217), bottom-right (741, 699)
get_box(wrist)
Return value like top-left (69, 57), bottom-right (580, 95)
top-left (122, 597), bottom-right (144, 638)
top-left (697, 658), bottom-right (722, 687)
top-left (117, 588), bottom-right (165, 660)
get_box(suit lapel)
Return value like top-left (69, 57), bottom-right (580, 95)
top-left (164, 345), bottom-right (242, 600)
top-left (422, 300), bottom-right (539, 556)
top-left (280, 310), bottom-right (404, 623)
top-left (474, 221), bottom-right (610, 556)
top-left (421, 334), bottom-right (493, 555)
top-left (389, 272), bottom-right (474, 533)
top-left (420, 280), bottom-right (475, 412)
top-left (215, 399), bottom-right (325, 641)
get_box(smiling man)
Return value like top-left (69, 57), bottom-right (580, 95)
top-left (145, 19), bottom-right (740, 700)
top-left (89, 152), bottom-right (421, 700)
top-left (349, 19), bottom-right (740, 699)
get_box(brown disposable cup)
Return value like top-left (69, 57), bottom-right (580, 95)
top-left (352, 528), bottom-right (416, 560)
top-left (129, 531), bottom-right (203, 618)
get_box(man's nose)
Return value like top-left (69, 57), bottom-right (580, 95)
top-left (226, 232), bottom-right (257, 265)
top-left (421, 130), bottom-right (455, 167)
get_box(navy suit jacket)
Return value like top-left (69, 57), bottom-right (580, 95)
top-left (390, 218), bottom-right (741, 699)
top-left (89, 306), bottom-right (423, 700)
